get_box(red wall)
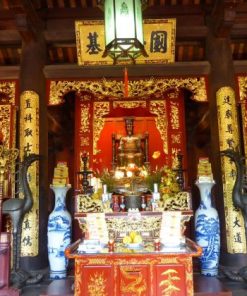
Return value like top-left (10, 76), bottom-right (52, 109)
top-left (74, 91), bottom-right (187, 190)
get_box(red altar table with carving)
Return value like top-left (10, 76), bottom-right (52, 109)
top-left (65, 238), bottom-right (201, 296)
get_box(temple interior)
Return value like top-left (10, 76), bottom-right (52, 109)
top-left (1, 1), bottom-right (247, 296)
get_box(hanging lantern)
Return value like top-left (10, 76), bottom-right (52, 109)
top-left (102, 0), bottom-right (148, 64)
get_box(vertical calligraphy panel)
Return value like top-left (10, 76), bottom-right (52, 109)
top-left (216, 86), bottom-right (246, 253)
top-left (19, 91), bottom-right (39, 256)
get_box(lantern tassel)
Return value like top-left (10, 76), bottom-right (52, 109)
top-left (124, 67), bottom-right (129, 97)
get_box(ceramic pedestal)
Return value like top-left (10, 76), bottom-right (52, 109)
top-left (48, 185), bottom-right (71, 279)
top-left (195, 180), bottom-right (220, 276)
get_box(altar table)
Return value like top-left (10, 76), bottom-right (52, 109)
top-left (65, 238), bottom-right (201, 296)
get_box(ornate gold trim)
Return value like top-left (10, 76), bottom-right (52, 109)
top-left (161, 191), bottom-right (191, 211)
top-left (0, 105), bottom-right (17, 198)
top-left (120, 266), bottom-right (147, 295)
top-left (240, 101), bottom-right (247, 156)
top-left (170, 101), bottom-right (180, 130)
top-left (48, 77), bottom-right (207, 105)
top-left (150, 100), bottom-right (168, 154)
top-left (76, 194), bottom-right (103, 213)
top-left (106, 216), bottom-right (161, 235)
top-left (159, 269), bottom-right (181, 296)
top-left (113, 100), bottom-right (146, 109)
top-left (237, 76), bottom-right (247, 102)
top-left (93, 102), bottom-right (110, 155)
top-left (87, 272), bottom-right (107, 296)
top-left (0, 105), bottom-right (12, 147)
top-left (80, 104), bottom-right (90, 133)
top-left (0, 81), bottom-right (16, 105)
top-left (237, 76), bottom-right (247, 156)
top-left (81, 137), bottom-right (90, 147)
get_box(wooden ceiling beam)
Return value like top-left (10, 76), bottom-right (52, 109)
top-left (8, 0), bottom-right (44, 43)
top-left (39, 5), bottom-right (205, 20)
top-left (0, 66), bottom-right (20, 79)
top-left (211, 0), bottom-right (241, 37)
top-left (0, 20), bottom-right (17, 30)
top-left (43, 24), bottom-right (209, 45)
top-left (177, 26), bottom-right (208, 40)
top-left (236, 2), bottom-right (247, 13)
top-left (44, 31), bottom-right (75, 44)
top-left (0, 30), bottom-right (21, 45)
top-left (43, 62), bottom-right (211, 79)
top-left (143, 5), bottom-right (206, 17)
top-left (0, 10), bottom-right (15, 19)
top-left (40, 7), bottom-right (103, 19)
top-left (0, 24), bottom-right (209, 45)
top-left (231, 23), bottom-right (247, 38)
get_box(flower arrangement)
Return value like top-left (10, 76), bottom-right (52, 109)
top-left (96, 168), bottom-right (116, 193)
top-left (96, 164), bottom-right (148, 194)
top-left (159, 166), bottom-right (180, 197)
top-left (114, 164), bottom-right (147, 193)
top-left (145, 166), bottom-right (180, 195)
top-left (96, 165), bottom-right (181, 197)
top-left (144, 166), bottom-right (163, 192)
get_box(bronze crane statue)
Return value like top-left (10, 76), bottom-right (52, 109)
top-left (2, 153), bottom-right (43, 287)
top-left (221, 149), bottom-right (247, 240)
top-left (220, 148), bottom-right (247, 281)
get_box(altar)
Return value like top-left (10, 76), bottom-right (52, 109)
top-left (65, 237), bottom-right (201, 296)
top-left (67, 87), bottom-right (202, 295)
top-left (73, 88), bottom-right (187, 190)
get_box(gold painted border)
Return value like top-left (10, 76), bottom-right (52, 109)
top-left (217, 86), bottom-right (246, 253)
top-left (93, 102), bottom-right (110, 155)
top-left (150, 100), bottom-right (168, 154)
top-left (237, 75), bottom-right (247, 157)
top-left (48, 77), bottom-right (207, 105)
top-left (19, 90), bottom-right (40, 256)
top-left (74, 255), bottom-right (194, 296)
top-left (0, 80), bottom-right (16, 105)
top-left (75, 19), bottom-right (176, 66)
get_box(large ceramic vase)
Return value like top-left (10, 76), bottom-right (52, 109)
top-left (48, 185), bottom-right (71, 279)
top-left (195, 180), bottom-right (220, 276)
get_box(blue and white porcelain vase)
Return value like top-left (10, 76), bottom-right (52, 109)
top-left (195, 180), bottom-right (220, 276)
top-left (48, 185), bottom-right (71, 279)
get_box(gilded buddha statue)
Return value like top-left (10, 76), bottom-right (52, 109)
top-left (112, 117), bottom-right (149, 169)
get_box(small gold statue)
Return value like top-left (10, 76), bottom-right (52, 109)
top-left (112, 117), bottom-right (149, 169)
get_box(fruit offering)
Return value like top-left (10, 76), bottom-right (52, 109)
top-left (123, 231), bottom-right (143, 244)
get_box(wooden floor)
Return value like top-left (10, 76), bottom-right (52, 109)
top-left (3, 271), bottom-right (245, 296)
top-left (194, 274), bottom-right (232, 296)
top-left (38, 274), bottom-right (233, 296)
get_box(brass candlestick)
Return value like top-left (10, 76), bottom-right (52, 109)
top-left (77, 153), bottom-right (93, 194)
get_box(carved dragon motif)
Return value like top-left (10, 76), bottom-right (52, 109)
top-left (120, 267), bottom-right (147, 296)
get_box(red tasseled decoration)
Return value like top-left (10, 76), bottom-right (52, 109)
top-left (124, 67), bottom-right (129, 97)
